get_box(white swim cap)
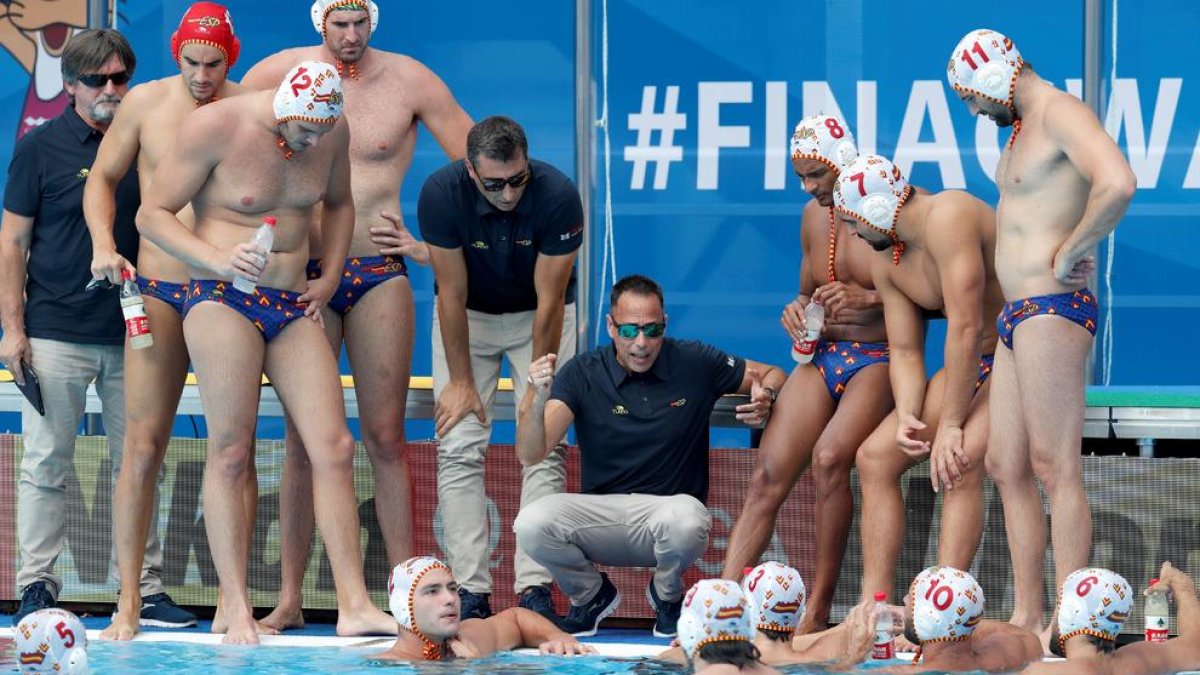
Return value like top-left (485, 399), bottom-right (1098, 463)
top-left (273, 61), bottom-right (344, 126)
top-left (15, 608), bottom-right (89, 674)
top-left (790, 115), bottom-right (859, 174)
top-left (741, 562), bottom-right (806, 635)
top-left (833, 154), bottom-right (911, 264)
top-left (678, 579), bottom-right (756, 659)
top-left (910, 566), bottom-right (984, 644)
top-left (947, 29), bottom-right (1023, 110)
top-left (1058, 568), bottom-right (1132, 652)
top-left (311, 0), bottom-right (378, 37)
top-left (388, 556), bottom-right (453, 660)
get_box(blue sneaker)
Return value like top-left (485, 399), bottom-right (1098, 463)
top-left (139, 593), bottom-right (197, 628)
top-left (13, 582), bottom-right (55, 626)
top-left (518, 585), bottom-right (564, 627)
top-left (458, 588), bottom-right (493, 621)
top-left (647, 582), bottom-right (682, 638)
top-left (560, 573), bottom-right (621, 637)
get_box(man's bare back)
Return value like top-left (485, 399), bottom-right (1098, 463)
top-left (869, 190), bottom-right (1004, 351)
top-left (243, 46), bottom-right (471, 256)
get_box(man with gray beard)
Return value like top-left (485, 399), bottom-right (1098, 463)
top-left (0, 29), bottom-right (145, 625)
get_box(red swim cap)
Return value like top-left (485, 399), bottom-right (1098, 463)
top-left (170, 2), bottom-right (240, 70)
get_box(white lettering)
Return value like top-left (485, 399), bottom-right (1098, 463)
top-left (697, 82), bottom-right (753, 190)
top-left (764, 81), bottom-right (788, 190)
top-left (894, 81), bottom-right (964, 188)
top-left (1104, 78), bottom-right (1181, 188)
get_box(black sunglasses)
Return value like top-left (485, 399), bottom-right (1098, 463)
top-left (477, 167), bottom-right (532, 192)
top-left (76, 70), bottom-right (131, 88)
top-left (611, 317), bottom-right (666, 339)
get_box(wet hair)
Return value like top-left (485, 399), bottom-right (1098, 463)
top-left (696, 640), bottom-right (762, 669)
top-left (466, 116), bottom-right (528, 165)
top-left (610, 274), bottom-right (664, 309)
top-left (1050, 627), bottom-right (1116, 658)
top-left (61, 29), bottom-right (136, 105)
top-left (759, 628), bottom-right (792, 643)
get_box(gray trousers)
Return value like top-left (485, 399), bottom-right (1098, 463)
top-left (17, 337), bottom-right (165, 597)
top-left (513, 492), bottom-right (712, 605)
top-left (432, 304), bottom-right (576, 595)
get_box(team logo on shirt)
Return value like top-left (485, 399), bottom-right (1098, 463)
top-left (515, 238), bottom-right (532, 246)
top-left (670, 398), bottom-right (687, 408)
top-left (611, 404), bottom-right (629, 416)
top-left (726, 355), bottom-right (735, 368)
top-left (470, 241), bottom-right (489, 250)
top-left (77, 168), bottom-right (89, 179)
top-left (560, 224), bottom-right (584, 241)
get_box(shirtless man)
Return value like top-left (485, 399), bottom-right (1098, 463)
top-left (241, 0), bottom-right (472, 630)
top-left (135, 61), bottom-right (394, 644)
top-left (671, 580), bottom-right (783, 675)
top-left (834, 155), bottom-right (1004, 605)
top-left (1023, 564), bottom-right (1200, 675)
top-left (869, 566), bottom-right (1040, 674)
top-left (376, 556), bottom-right (592, 661)
top-left (84, 3), bottom-right (250, 640)
top-left (721, 115), bottom-right (892, 634)
top-left (946, 29), bottom-right (1135, 636)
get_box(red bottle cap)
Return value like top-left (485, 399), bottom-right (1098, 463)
top-left (1150, 578), bottom-right (1159, 586)
top-left (743, 567), bottom-right (754, 577)
top-left (874, 592), bottom-right (887, 601)
top-left (263, 216), bottom-right (277, 227)
top-left (121, 269), bottom-right (132, 280)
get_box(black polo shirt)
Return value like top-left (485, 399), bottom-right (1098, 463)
top-left (551, 338), bottom-right (746, 503)
top-left (3, 107), bottom-right (139, 345)
top-left (417, 158), bottom-right (583, 314)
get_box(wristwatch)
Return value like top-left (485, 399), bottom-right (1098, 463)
top-left (764, 387), bottom-right (779, 403)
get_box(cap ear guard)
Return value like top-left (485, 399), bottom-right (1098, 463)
top-left (858, 193), bottom-right (897, 229)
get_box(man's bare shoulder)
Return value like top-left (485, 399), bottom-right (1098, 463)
top-left (923, 190), bottom-right (991, 235)
top-left (121, 77), bottom-right (177, 113)
top-left (242, 47), bottom-right (322, 89)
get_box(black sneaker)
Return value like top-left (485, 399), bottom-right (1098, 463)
top-left (139, 592), bottom-right (198, 628)
top-left (459, 588), bottom-right (493, 620)
top-left (518, 585), bottom-right (564, 627)
top-left (13, 581), bottom-right (55, 626)
top-left (646, 581), bottom-right (683, 638)
top-left (559, 573), bottom-right (621, 637)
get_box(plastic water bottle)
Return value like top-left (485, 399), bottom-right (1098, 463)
top-left (232, 216), bottom-right (276, 294)
top-left (1145, 579), bottom-right (1169, 642)
top-left (791, 301), bottom-right (825, 364)
top-left (120, 269), bottom-right (153, 350)
top-left (871, 591), bottom-right (895, 660)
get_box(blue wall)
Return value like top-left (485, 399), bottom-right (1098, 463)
top-left (585, 0), bottom-right (1198, 398)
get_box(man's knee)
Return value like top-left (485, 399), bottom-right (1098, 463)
top-left (513, 496), bottom-right (568, 551)
top-left (855, 437), bottom-right (896, 485)
top-left (360, 415), bottom-right (406, 461)
top-left (660, 496), bottom-right (712, 549)
top-left (812, 439), bottom-right (854, 487)
top-left (744, 460), bottom-right (794, 510)
top-left (207, 439), bottom-right (254, 479)
top-left (436, 435), bottom-right (487, 475)
top-left (1030, 450), bottom-right (1080, 495)
top-left (308, 432), bottom-right (355, 472)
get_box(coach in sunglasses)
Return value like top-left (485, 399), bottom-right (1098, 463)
top-left (417, 115), bottom-right (584, 623)
top-left (0, 29), bottom-right (142, 625)
top-left (514, 274), bottom-right (788, 638)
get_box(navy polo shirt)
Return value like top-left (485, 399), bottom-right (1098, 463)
top-left (3, 107), bottom-right (139, 345)
top-left (417, 158), bottom-right (583, 314)
top-left (551, 338), bottom-right (746, 503)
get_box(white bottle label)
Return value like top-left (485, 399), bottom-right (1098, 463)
top-left (1145, 615), bottom-right (1168, 642)
top-left (872, 631), bottom-right (894, 659)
